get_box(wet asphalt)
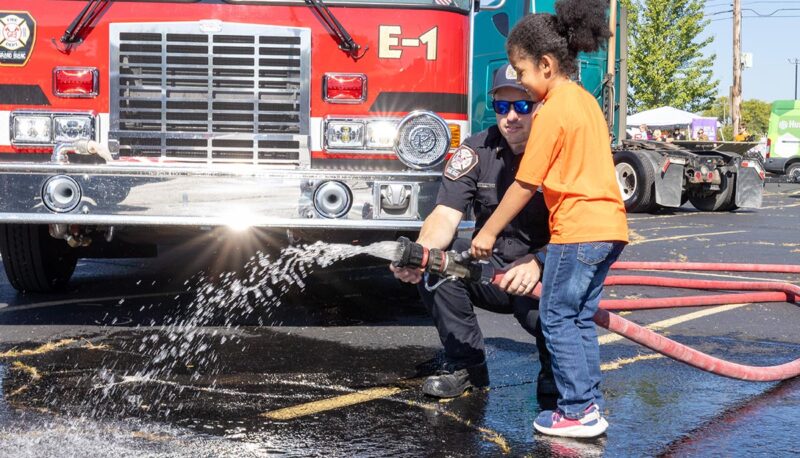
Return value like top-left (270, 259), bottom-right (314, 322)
top-left (0, 182), bottom-right (799, 457)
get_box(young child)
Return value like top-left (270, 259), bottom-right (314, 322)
top-left (470, 0), bottom-right (628, 439)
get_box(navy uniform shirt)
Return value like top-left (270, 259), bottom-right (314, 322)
top-left (436, 125), bottom-right (550, 262)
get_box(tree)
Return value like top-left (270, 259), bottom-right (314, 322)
top-left (623, 0), bottom-right (718, 113)
top-left (703, 96), bottom-right (771, 138)
top-left (740, 99), bottom-right (771, 136)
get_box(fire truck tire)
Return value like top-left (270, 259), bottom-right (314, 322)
top-left (689, 172), bottom-right (736, 212)
top-left (614, 150), bottom-right (656, 213)
top-left (0, 224), bottom-right (77, 293)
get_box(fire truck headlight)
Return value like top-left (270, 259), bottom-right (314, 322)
top-left (54, 116), bottom-right (94, 143)
top-left (325, 121), bottom-right (365, 149)
top-left (366, 121), bottom-right (397, 149)
top-left (12, 115), bottom-right (52, 144)
top-left (394, 111), bottom-right (450, 170)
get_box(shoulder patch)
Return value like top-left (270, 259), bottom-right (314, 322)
top-left (444, 145), bottom-right (478, 180)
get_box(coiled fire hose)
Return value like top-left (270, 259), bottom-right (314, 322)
top-left (392, 238), bottom-right (800, 382)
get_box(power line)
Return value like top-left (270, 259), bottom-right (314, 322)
top-left (706, 6), bottom-right (800, 17)
top-left (712, 14), bottom-right (800, 20)
top-left (706, 8), bottom-right (734, 16)
top-left (704, 0), bottom-right (797, 8)
top-left (742, 7), bottom-right (800, 15)
top-left (711, 13), bottom-right (800, 20)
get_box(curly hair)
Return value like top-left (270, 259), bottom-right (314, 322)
top-left (506, 0), bottom-right (611, 76)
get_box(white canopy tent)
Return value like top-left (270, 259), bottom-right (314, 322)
top-left (626, 106), bottom-right (701, 127)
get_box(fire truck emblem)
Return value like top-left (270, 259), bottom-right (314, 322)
top-left (444, 145), bottom-right (478, 180)
top-left (409, 126), bottom-right (437, 153)
top-left (0, 12), bottom-right (35, 66)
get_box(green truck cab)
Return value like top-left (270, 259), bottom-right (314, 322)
top-left (764, 100), bottom-right (800, 181)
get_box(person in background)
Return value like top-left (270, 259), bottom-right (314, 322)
top-left (390, 64), bottom-right (557, 400)
top-left (696, 128), bottom-right (709, 141)
top-left (734, 124), bottom-right (751, 142)
top-left (673, 128), bottom-right (686, 141)
top-left (635, 124), bottom-right (651, 140)
top-left (652, 129), bottom-right (663, 141)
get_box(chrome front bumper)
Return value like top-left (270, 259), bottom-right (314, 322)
top-left (0, 163), bottom-right (457, 231)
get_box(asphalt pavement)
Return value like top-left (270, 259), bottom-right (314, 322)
top-left (0, 183), bottom-right (798, 457)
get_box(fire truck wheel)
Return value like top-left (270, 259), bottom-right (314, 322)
top-left (614, 150), bottom-right (656, 213)
top-left (0, 224), bottom-right (78, 293)
top-left (688, 172), bottom-right (736, 212)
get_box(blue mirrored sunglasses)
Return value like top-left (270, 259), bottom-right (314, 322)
top-left (491, 100), bottom-right (535, 115)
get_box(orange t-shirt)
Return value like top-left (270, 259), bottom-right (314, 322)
top-left (516, 81), bottom-right (628, 244)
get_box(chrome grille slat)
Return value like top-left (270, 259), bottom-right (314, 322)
top-left (110, 22), bottom-right (310, 166)
top-left (119, 63), bottom-right (301, 71)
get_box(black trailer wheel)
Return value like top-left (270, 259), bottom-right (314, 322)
top-left (786, 162), bottom-right (800, 183)
top-left (614, 150), bottom-right (656, 213)
top-left (0, 224), bottom-right (78, 293)
top-left (688, 172), bottom-right (736, 212)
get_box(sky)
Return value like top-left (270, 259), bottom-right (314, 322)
top-left (699, 0), bottom-right (800, 103)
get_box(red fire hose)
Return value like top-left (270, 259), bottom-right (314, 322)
top-left (492, 261), bottom-right (800, 382)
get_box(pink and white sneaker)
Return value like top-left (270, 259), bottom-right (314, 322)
top-left (533, 403), bottom-right (608, 438)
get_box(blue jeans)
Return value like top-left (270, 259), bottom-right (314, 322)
top-left (539, 241), bottom-right (625, 419)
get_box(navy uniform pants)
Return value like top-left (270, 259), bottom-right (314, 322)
top-left (417, 238), bottom-right (552, 373)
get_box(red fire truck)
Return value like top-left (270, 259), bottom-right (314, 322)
top-left (0, 0), bottom-right (476, 292)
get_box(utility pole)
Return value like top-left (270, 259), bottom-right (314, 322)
top-left (732, 0), bottom-right (742, 137)
top-left (791, 58), bottom-right (800, 99)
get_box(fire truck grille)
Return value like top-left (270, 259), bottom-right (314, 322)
top-left (109, 22), bottom-right (310, 165)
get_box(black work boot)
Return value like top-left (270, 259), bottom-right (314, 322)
top-left (536, 369), bottom-right (559, 397)
top-left (422, 362), bottom-right (490, 398)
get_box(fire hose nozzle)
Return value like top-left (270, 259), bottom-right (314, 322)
top-left (393, 236), bottom-right (494, 284)
top-left (392, 236), bottom-right (426, 269)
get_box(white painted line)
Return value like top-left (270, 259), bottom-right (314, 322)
top-left (0, 291), bottom-right (186, 314)
top-left (630, 230), bottom-right (746, 246)
top-left (626, 269), bottom-right (792, 283)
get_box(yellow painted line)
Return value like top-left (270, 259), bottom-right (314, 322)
top-left (0, 338), bottom-right (75, 358)
top-left (600, 353), bottom-right (665, 371)
top-left (261, 386), bottom-right (405, 420)
top-left (629, 230), bottom-right (746, 246)
top-left (403, 397), bottom-right (510, 454)
top-left (8, 361), bottom-right (42, 397)
top-left (598, 303), bottom-right (750, 345)
top-left (10, 361), bottom-right (41, 380)
top-left (261, 302), bottom-right (753, 428)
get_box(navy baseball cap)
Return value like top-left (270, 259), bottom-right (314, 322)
top-left (489, 63), bottom-right (526, 95)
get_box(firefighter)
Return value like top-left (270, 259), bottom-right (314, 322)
top-left (390, 64), bottom-right (556, 398)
